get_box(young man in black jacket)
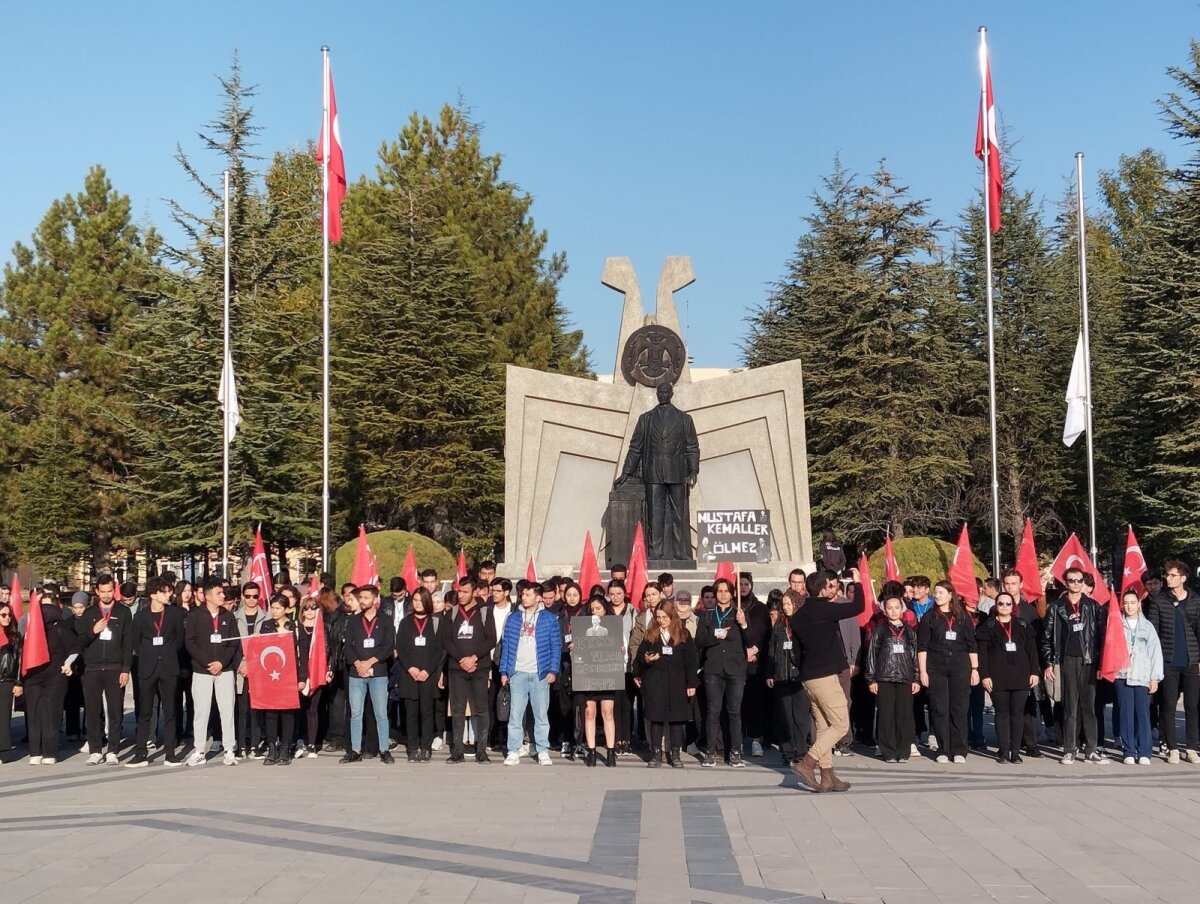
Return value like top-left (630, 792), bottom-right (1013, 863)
top-left (1040, 567), bottom-right (1104, 764)
top-left (1146, 559), bottom-right (1200, 764)
top-left (442, 576), bottom-right (497, 763)
top-left (184, 576), bottom-right (242, 766)
top-left (126, 577), bottom-right (186, 767)
top-left (790, 570), bottom-right (864, 792)
top-left (340, 585), bottom-right (396, 765)
top-left (79, 574), bottom-right (133, 765)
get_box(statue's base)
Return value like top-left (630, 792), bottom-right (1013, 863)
top-left (647, 559), bottom-right (697, 571)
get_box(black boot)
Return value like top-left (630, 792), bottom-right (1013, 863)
top-left (263, 741), bottom-right (279, 766)
top-left (277, 741), bottom-right (291, 765)
top-left (669, 747), bottom-right (684, 768)
top-left (585, 747), bottom-right (596, 767)
top-left (606, 748), bottom-right (617, 768)
top-left (648, 750), bottom-right (663, 768)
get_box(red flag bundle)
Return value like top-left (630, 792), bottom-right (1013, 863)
top-left (947, 524), bottom-right (980, 605)
top-left (9, 573), bottom-right (22, 621)
top-left (20, 589), bottom-right (49, 675)
top-left (316, 52), bottom-right (346, 243)
top-left (577, 531), bottom-right (601, 598)
top-left (856, 552), bottom-right (877, 628)
top-left (248, 525), bottom-right (274, 597)
top-left (626, 522), bottom-right (648, 610)
top-left (975, 29), bottom-right (1002, 232)
top-left (401, 546), bottom-right (418, 597)
top-left (456, 549), bottom-right (468, 584)
top-left (1099, 585), bottom-right (1131, 681)
top-left (1014, 518), bottom-right (1041, 601)
top-left (242, 633), bottom-right (300, 710)
top-left (1120, 525), bottom-right (1147, 598)
top-left (349, 524), bottom-right (378, 588)
top-left (307, 606), bottom-right (329, 692)
top-left (883, 535), bottom-right (901, 584)
top-left (1050, 533), bottom-right (1110, 604)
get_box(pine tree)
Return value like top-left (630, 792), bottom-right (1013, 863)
top-left (746, 161), bottom-right (973, 543)
top-left (0, 166), bottom-right (157, 571)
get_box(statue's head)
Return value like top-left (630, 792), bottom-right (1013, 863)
top-left (656, 382), bottom-right (674, 404)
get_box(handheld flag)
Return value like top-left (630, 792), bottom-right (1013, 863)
top-left (242, 633), bottom-right (300, 710)
top-left (1098, 586), bottom-right (1130, 681)
top-left (307, 572), bottom-right (321, 598)
top-left (1120, 526), bottom-right (1147, 598)
top-left (349, 524), bottom-right (378, 588)
top-left (627, 522), bottom-right (649, 610)
top-left (883, 535), bottom-right (901, 584)
top-left (20, 589), bottom-right (49, 675)
top-left (1014, 518), bottom-right (1042, 601)
top-left (856, 553), bottom-right (877, 628)
top-left (1050, 533), bottom-right (1110, 603)
top-left (456, 549), bottom-right (468, 584)
top-left (577, 531), bottom-right (601, 598)
top-left (975, 29), bottom-right (1002, 232)
top-left (248, 525), bottom-right (274, 598)
top-left (401, 546), bottom-right (418, 597)
top-left (9, 573), bottom-right (22, 621)
top-left (948, 524), bottom-right (980, 605)
top-left (307, 606), bottom-right (329, 692)
top-left (525, 556), bottom-right (537, 583)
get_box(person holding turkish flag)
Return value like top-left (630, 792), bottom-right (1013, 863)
top-left (1040, 565), bottom-right (1105, 764)
top-left (295, 593), bottom-right (330, 757)
top-left (19, 592), bottom-right (78, 765)
top-left (252, 594), bottom-right (300, 765)
top-left (1113, 589), bottom-right (1163, 765)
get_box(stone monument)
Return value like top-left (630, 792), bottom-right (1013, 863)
top-left (500, 256), bottom-right (815, 576)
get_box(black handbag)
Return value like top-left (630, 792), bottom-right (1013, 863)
top-left (495, 683), bottom-right (511, 722)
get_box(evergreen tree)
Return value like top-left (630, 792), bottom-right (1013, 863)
top-left (746, 161), bottom-right (973, 543)
top-left (0, 166), bottom-right (157, 571)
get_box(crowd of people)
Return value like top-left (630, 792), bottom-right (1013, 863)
top-left (0, 555), bottom-right (1196, 794)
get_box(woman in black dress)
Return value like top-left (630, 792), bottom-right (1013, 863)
top-left (573, 596), bottom-right (618, 767)
top-left (633, 602), bottom-right (699, 768)
top-left (977, 591), bottom-right (1040, 763)
top-left (396, 588), bottom-right (446, 762)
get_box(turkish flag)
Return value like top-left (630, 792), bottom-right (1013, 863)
top-left (20, 589), bottom-right (49, 675)
top-left (975, 31), bottom-right (1002, 232)
top-left (577, 531), bottom-right (601, 598)
top-left (349, 524), bottom-right (378, 588)
top-left (9, 573), bottom-right (22, 621)
top-left (883, 535), bottom-right (901, 584)
top-left (1050, 533), bottom-right (1110, 604)
top-left (525, 556), bottom-right (538, 583)
top-left (307, 573), bottom-right (321, 598)
top-left (1098, 587), bottom-right (1131, 681)
top-left (856, 553), bottom-right (877, 628)
top-left (248, 525), bottom-right (274, 598)
top-left (627, 522), bottom-right (649, 610)
top-left (307, 608), bottom-right (329, 692)
top-left (1120, 526), bottom-right (1147, 598)
top-left (1015, 518), bottom-right (1042, 601)
top-left (242, 633), bottom-right (300, 710)
top-left (947, 524), bottom-right (980, 605)
top-left (401, 546), bottom-right (418, 597)
top-left (316, 54), bottom-right (346, 243)
top-left (713, 560), bottom-right (736, 585)
top-left (456, 549), bottom-right (468, 584)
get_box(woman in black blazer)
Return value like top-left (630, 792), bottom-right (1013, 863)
top-left (633, 602), bottom-right (699, 768)
top-left (396, 588), bottom-right (446, 762)
top-left (977, 592), bottom-right (1040, 763)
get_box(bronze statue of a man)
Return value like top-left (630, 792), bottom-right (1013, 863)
top-left (614, 382), bottom-right (699, 562)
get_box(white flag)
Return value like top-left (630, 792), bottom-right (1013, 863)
top-left (218, 346), bottom-right (242, 444)
top-left (1063, 332), bottom-right (1087, 447)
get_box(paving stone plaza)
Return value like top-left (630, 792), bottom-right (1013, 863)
top-left (3, 716), bottom-right (1198, 904)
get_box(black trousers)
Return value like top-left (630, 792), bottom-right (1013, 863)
top-left (404, 680), bottom-right (438, 752)
top-left (926, 654), bottom-right (969, 758)
top-left (134, 670), bottom-right (177, 755)
top-left (24, 674), bottom-right (67, 758)
top-left (649, 721), bottom-right (685, 751)
top-left (1022, 692), bottom-right (1041, 750)
top-left (772, 679), bottom-right (811, 759)
top-left (992, 689), bottom-right (1029, 757)
top-left (64, 674), bottom-right (84, 737)
top-left (299, 690), bottom-right (320, 746)
top-left (322, 669), bottom-right (347, 747)
top-left (615, 675), bottom-right (634, 745)
top-left (1159, 665), bottom-right (1200, 751)
top-left (0, 681), bottom-right (14, 752)
top-left (851, 672), bottom-right (877, 745)
top-left (448, 669), bottom-right (490, 755)
top-left (83, 667), bottom-right (124, 755)
top-left (263, 709), bottom-right (294, 745)
top-left (704, 672), bottom-right (745, 756)
top-left (743, 672), bottom-right (769, 741)
top-left (875, 681), bottom-right (915, 760)
top-left (1060, 654), bottom-right (1097, 755)
top-left (174, 670), bottom-right (194, 739)
top-left (912, 687), bottom-right (929, 735)
top-left (235, 688), bottom-right (264, 752)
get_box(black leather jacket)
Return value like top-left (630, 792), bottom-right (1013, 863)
top-left (764, 621), bottom-right (801, 683)
top-left (0, 631), bottom-right (20, 682)
top-left (865, 619), bottom-right (917, 684)
top-left (1040, 594), bottom-right (1103, 666)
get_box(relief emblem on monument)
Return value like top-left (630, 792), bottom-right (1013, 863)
top-left (620, 324), bottom-right (687, 388)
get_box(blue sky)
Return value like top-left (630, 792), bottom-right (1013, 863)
top-left (2, 1), bottom-right (1191, 369)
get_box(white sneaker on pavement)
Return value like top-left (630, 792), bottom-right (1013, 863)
top-left (537, 751), bottom-right (553, 766)
top-left (80, 742), bottom-right (90, 755)
top-left (1137, 757), bottom-right (1151, 765)
top-left (952, 755), bottom-right (966, 764)
top-left (928, 735), bottom-right (939, 752)
top-left (41, 757), bottom-right (56, 765)
top-left (430, 736), bottom-right (445, 751)
top-left (1186, 750), bottom-right (1200, 765)
top-left (222, 750), bottom-right (238, 766)
top-left (503, 752), bottom-right (520, 766)
top-left (186, 751), bottom-right (206, 767)
top-left (935, 755), bottom-right (949, 764)
top-left (85, 753), bottom-right (103, 766)
top-left (1122, 756), bottom-right (1135, 765)
top-left (518, 742), bottom-right (530, 757)
top-left (910, 743), bottom-right (920, 757)
top-left (28, 756), bottom-right (43, 765)
top-left (1168, 749), bottom-right (1181, 764)
top-left (104, 752), bottom-right (119, 765)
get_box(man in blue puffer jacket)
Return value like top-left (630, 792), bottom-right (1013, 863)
top-left (500, 581), bottom-right (563, 766)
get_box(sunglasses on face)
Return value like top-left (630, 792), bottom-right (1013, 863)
top-left (996, 601), bottom-right (1013, 606)
top-left (244, 594), bottom-right (260, 600)
top-left (1066, 578), bottom-right (1084, 584)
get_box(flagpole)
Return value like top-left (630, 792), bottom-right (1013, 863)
top-left (979, 26), bottom-right (1002, 576)
top-left (321, 46), bottom-right (332, 574)
top-left (1075, 152), bottom-right (1098, 560)
top-left (222, 169), bottom-right (231, 579)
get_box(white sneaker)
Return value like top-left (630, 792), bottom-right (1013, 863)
top-left (104, 752), bottom-right (119, 765)
top-left (927, 736), bottom-right (939, 752)
top-left (1187, 750), bottom-right (1200, 765)
top-left (28, 756), bottom-right (43, 766)
top-left (935, 754), bottom-right (949, 764)
top-left (41, 758), bottom-right (56, 765)
top-left (910, 743), bottom-right (920, 757)
top-left (1123, 756), bottom-right (1135, 765)
top-left (222, 750), bottom-right (238, 766)
top-left (430, 736), bottom-right (445, 751)
top-left (952, 755), bottom-right (966, 764)
top-left (1087, 751), bottom-right (1107, 764)
top-left (751, 740), bottom-right (764, 758)
top-left (537, 751), bottom-right (553, 766)
top-left (1168, 749), bottom-right (1181, 764)
top-left (79, 742), bottom-right (90, 755)
top-left (186, 751), bottom-right (206, 767)
top-left (307, 749), bottom-right (318, 759)
top-left (1138, 757), bottom-right (1151, 765)
top-left (294, 742), bottom-right (307, 756)
top-left (147, 741), bottom-right (159, 753)
top-left (85, 753), bottom-right (103, 766)
top-left (1061, 752), bottom-right (1076, 765)
top-left (503, 752), bottom-right (520, 766)
top-left (518, 742), bottom-right (530, 757)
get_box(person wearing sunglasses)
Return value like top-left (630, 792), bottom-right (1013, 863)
top-left (0, 603), bottom-right (20, 760)
top-left (234, 582), bottom-right (267, 758)
top-left (977, 592), bottom-right (1040, 763)
top-left (1040, 567), bottom-right (1105, 764)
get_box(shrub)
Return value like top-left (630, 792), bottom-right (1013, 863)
top-left (332, 530), bottom-right (455, 588)
top-left (866, 536), bottom-right (988, 585)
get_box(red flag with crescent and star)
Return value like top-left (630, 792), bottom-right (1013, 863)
top-left (1120, 526), bottom-right (1147, 598)
top-left (248, 525), bottom-right (274, 598)
top-left (1050, 533), bottom-right (1110, 604)
top-left (242, 633), bottom-right (300, 710)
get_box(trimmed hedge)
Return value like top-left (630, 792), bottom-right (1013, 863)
top-left (866, 536), bottom-right (988, 585)
top-left (332, 530), bottom-right (455, 588)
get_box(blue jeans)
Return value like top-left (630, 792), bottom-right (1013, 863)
top-left (348, 675), bottom-right (390, 754)
top-left (1115, 679), bottom-right (1151, 760)
top-left (506, 671), bottom-right (550, 755)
